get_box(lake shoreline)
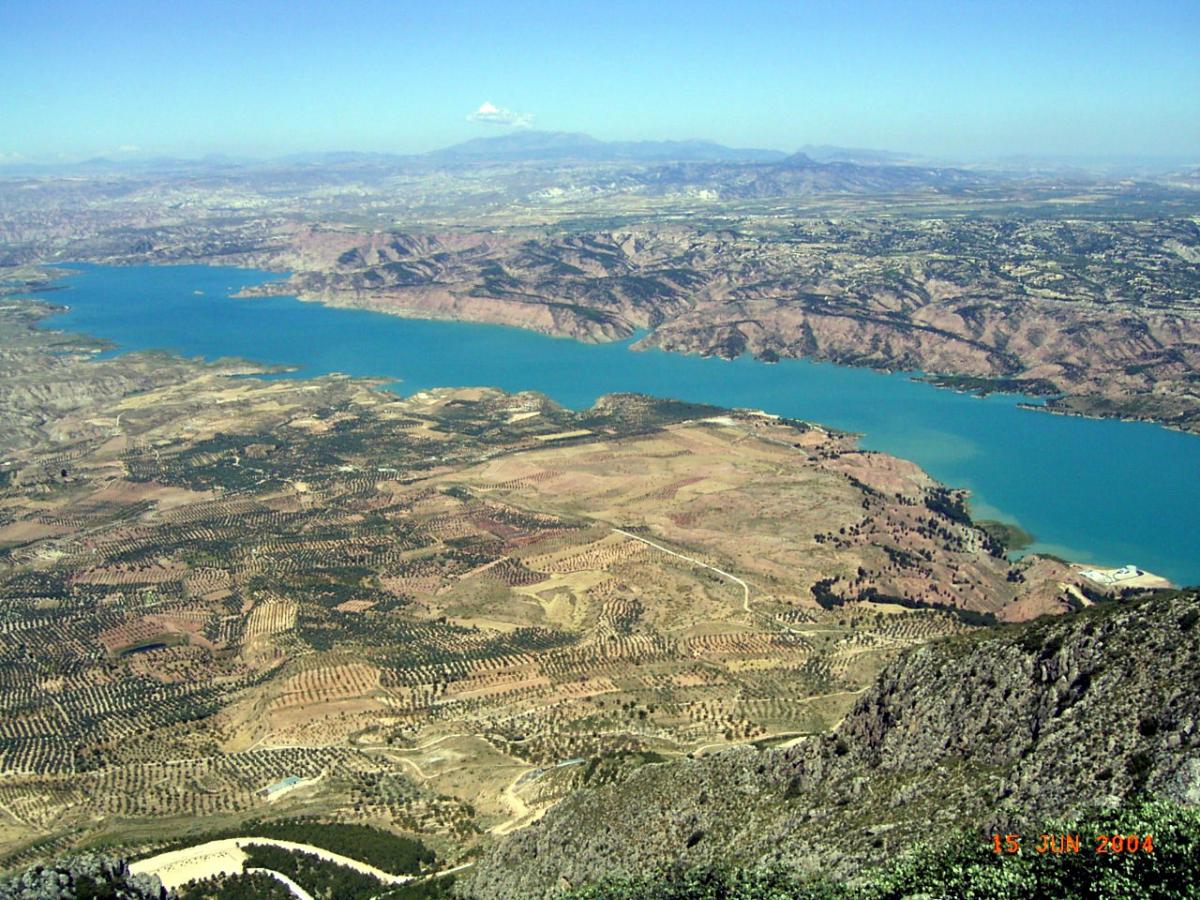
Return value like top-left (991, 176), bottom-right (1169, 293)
top-left (24, 262), bottom-right (1200, 586)
top-left (47, 256), bottom-right (1200, 438)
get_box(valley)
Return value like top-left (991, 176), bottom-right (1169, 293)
top-left (0, 295), bottom-right (1113, 878)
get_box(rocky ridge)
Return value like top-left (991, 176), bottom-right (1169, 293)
top-left (464, 591), bottom-right (1200, 898)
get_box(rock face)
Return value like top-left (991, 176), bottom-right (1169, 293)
top-left (463, 591), bottom-right (1200, 898)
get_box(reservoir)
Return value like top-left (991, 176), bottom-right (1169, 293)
top-left (32, 263), bottom-right (1200, 585)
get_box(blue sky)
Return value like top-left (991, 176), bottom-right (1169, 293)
top-left (1, 0), bottom-right (1197, 162)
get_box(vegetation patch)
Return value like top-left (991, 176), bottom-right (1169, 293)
top-left (138, 820), bottom-right (436, 877)
top-left (564, 797), bottom-right (1200, 900)
top-left (179, 870), bottom-right (293, 900)
top-left (241, 843), bottom-right (384, 898)
top-left (977, 519), bottom-right (1035, 553)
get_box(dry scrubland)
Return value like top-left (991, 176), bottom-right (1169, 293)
top-left (0, 294), bottom-right (1120, 870)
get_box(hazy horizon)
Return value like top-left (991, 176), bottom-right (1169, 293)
top-left (3, 136), bottom-right (1198, 174)
top-left (2, 0), bottom-right (1198, 165)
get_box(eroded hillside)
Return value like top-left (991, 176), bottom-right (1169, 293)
top-left (237, 220), bottom-right (1200, 433)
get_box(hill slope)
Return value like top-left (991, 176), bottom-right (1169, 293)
top-left (464, 591), bottom-right (1200, 898)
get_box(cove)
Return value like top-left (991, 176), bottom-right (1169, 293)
top-left (31, 263), bottom-right (1200, 586)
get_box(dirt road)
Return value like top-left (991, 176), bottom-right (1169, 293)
top-left (613, 527), bottom-right (752, 612)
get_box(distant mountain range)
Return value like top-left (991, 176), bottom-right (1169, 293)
top-left (628, 149), bottom-right (989, 198)
top-left (793, 143), bottom-right (922, 165)
top-left (0, 142), bottom-right (1008, 205)
top-left (3, 134), bottom-right (1192, 202)
top-left (0, 133), bottom-right (987, 199)
top-left (0, 133), bottom-right (909, 173)
top-left (2, 134), bottom-right (1194, 179)
top-left (425, 130), bottom-right (787, 163)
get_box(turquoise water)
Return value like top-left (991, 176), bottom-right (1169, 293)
top-left (31, 263), bottom-right (1200, 585)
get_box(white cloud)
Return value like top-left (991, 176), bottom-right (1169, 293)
top-left (467, 101), bottom-right (533, 128)
top-left (114, 144), bottom-right (141, 154)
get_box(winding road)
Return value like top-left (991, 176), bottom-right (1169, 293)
top-left (613, 527), bottom-right (752, 612)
